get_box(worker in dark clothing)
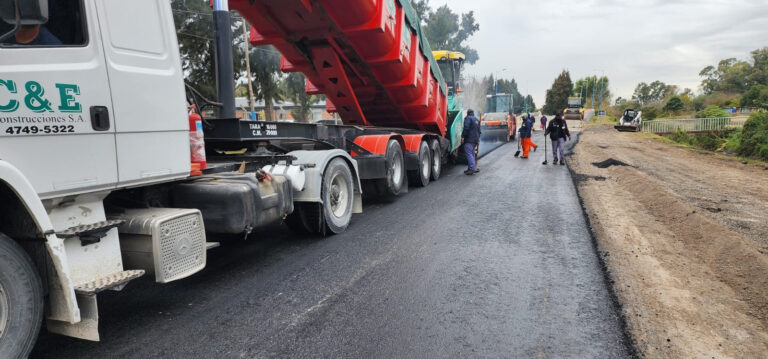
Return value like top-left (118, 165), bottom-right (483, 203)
top-left (461, 109), bottom-right (481, 175)
top-left (545, 114), bottom-right (571, 165)
top-left (540, 115), bottom-right (548, 130)
top-left (518, 114), bottom-right (537, 158)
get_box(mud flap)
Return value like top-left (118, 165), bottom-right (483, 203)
top-left (46, 293), bottom-right (99, 341)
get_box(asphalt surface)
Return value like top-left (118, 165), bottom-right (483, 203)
top-left (31, 131), bottom-right (629, 358)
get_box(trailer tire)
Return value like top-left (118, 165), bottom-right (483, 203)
top-left (321, 158), bottom-right (354, 234)
top-left (0, 233), bottom-right (43, 359)
top-left (408, 140), bottom-right (431, 187)
top-left (430, 140), bottom-right (441, 181)
top-left (383, 139), bottom-right (405, 197)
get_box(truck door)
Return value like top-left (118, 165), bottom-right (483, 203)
top-left (0, 0), bottom-right (118, 199)
top-left (93, 0), bottom-right (191, 187)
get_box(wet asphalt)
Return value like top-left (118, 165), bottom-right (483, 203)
top-left (31, 131), bottom-right (629, 358)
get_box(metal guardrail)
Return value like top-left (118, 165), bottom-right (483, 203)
top-left (642, 116), bottom-right (749, 134)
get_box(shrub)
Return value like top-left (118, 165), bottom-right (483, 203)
top-left (740, 85), bottom-right (768, 108)
top-left (642, 106), bottom-right (659, 120)
top-left (695, 105), bottom-right (728, 119)
top-left (723, 131), bottom-right (741, 153)
top-left (692, 132), bottom-right (726, 151)
top-left (664, 96), bottom-right (685, 113)
top-left (670, 128), bottom-right (692, 145)
top-left (737, 112), bottom-right (768, 160)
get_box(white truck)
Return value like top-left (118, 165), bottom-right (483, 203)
top-left (0, 1), bottom-right (372, 357)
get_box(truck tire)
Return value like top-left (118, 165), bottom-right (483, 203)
top-left (321, 158), bottom-right (354, 234)
top-left (430, 140), bottom-right (441, 181)
top-left (0, 233), bottom-right (43, 359)
top-left (408, 140), bottom-right (431, 187)
top-left (383, 139), bottom-right (405, 197)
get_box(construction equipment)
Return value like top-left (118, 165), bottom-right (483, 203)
top-left (0, 0), bottom-right (466, 356)
top-left (563, 97), bottom-right (585, 121)
top-left (481, 93), bottom-right (515, 142)
top-left (615, 109), bottom-right (643, 132)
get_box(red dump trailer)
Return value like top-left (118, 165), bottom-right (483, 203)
top-left (231, 0), bottom-right (450, 136)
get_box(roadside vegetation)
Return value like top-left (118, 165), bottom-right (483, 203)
top-left (661, 112), bottom-right (768, 163)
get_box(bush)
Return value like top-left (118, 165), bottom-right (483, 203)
top-left (664, 96), bottom-right (685, 113)
top-left (737, 112), bottom-right (768, 160)
top-left (670, 128), bottom-right (692, 145)
top-left (691, 132), bottom-right (726, 151)
top-left (740, 85), bottom-right (768, 108)
top-left (723, 130), bottom-right (741, 153)
top-left (642, 106), bottom-right (660, 120)
top-left (695, 105), bottom-right (728, 119)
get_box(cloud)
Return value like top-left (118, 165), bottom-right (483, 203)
top-left (438, 0), bottom-right (768, 105)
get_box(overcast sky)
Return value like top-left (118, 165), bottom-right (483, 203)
top-left (438, 0), bottom-right (768, 104)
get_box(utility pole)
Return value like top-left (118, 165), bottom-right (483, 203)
top-left (212, 0), bottom-right (236, 118)
top-left (591, 76), bottom-right (596, 110)
top-left (243, 22), bottom-right (256, 120)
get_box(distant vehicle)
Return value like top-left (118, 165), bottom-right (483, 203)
top-left (483, 93), bottom-right (515, 141)
top-left (615, 109), bottom-right (643, 132)
top-left (563, 97), bottom-right (585, 120)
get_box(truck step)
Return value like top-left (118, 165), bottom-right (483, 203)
top-left (74, 269), bottom-right (145, 295)
top-left (57, 219), bottom-right (126, 246)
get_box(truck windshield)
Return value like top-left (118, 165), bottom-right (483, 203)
top-left (437, 60), bottom-right (455, 91)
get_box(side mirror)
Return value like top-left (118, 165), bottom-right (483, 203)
top-left (0, 0), bottom-right (48, 42)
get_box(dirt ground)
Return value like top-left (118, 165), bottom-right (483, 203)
top-left (569, 125), bottom-right (768, 358)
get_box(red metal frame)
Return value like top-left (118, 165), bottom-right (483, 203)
top-left (231, 0), bottom-right (448, 136)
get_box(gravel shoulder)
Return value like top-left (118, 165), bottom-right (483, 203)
top-left (569, 125), bottom-right (768, 358)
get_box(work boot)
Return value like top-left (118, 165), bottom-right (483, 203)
top-left (553, 159), bottom-right (558, 165)
top-left (560, 160), bottom-right (565, 166)
top-left (464, 170), bottom-right (474, 175)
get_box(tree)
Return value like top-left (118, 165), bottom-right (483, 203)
top-left (524, 95), bottom-right (536, 112)
top-left (542, 70), bottom-right (573, 115)
top-left (663, 96), bottom-right (685, 113)
top-left (282, 73), bottom-right (322, 123)
top-left (699, 49), bottom-right (767, 94)
top-left (172, 0), bottom-right (245, 102)
top-left (740, 84), bottom-right (768, 108)
top-left (631, 81), bottom-right (673, 106)
top-left (573, 76), bottom-right (612, 110)
top-left (245, 46), bottom-right (284, 121)
top-left (418, 2), bottom-right (480, 64)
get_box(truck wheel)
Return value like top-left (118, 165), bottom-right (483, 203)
top-left (408, 140), bottom-right (431, 187)
top-left (383, 139), bottom-right (405, 197)
top-left (430, 140), bottom-right (441, 181)
top-left (321, 158), bottom-right (354, 234)
top-left (0, 233), bottom-right (43, 359)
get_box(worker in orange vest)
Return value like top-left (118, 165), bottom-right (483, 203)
top-left (518, 114), bottom-right (537, 158)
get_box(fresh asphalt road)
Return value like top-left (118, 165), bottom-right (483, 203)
top-left (32, 131), bottom-right (629, 358)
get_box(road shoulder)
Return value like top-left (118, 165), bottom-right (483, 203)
top-left (568, 125), bottom-right (768, 358)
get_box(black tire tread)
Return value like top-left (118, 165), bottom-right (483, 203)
top-left (0, 233), bottom-right (43, 359)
